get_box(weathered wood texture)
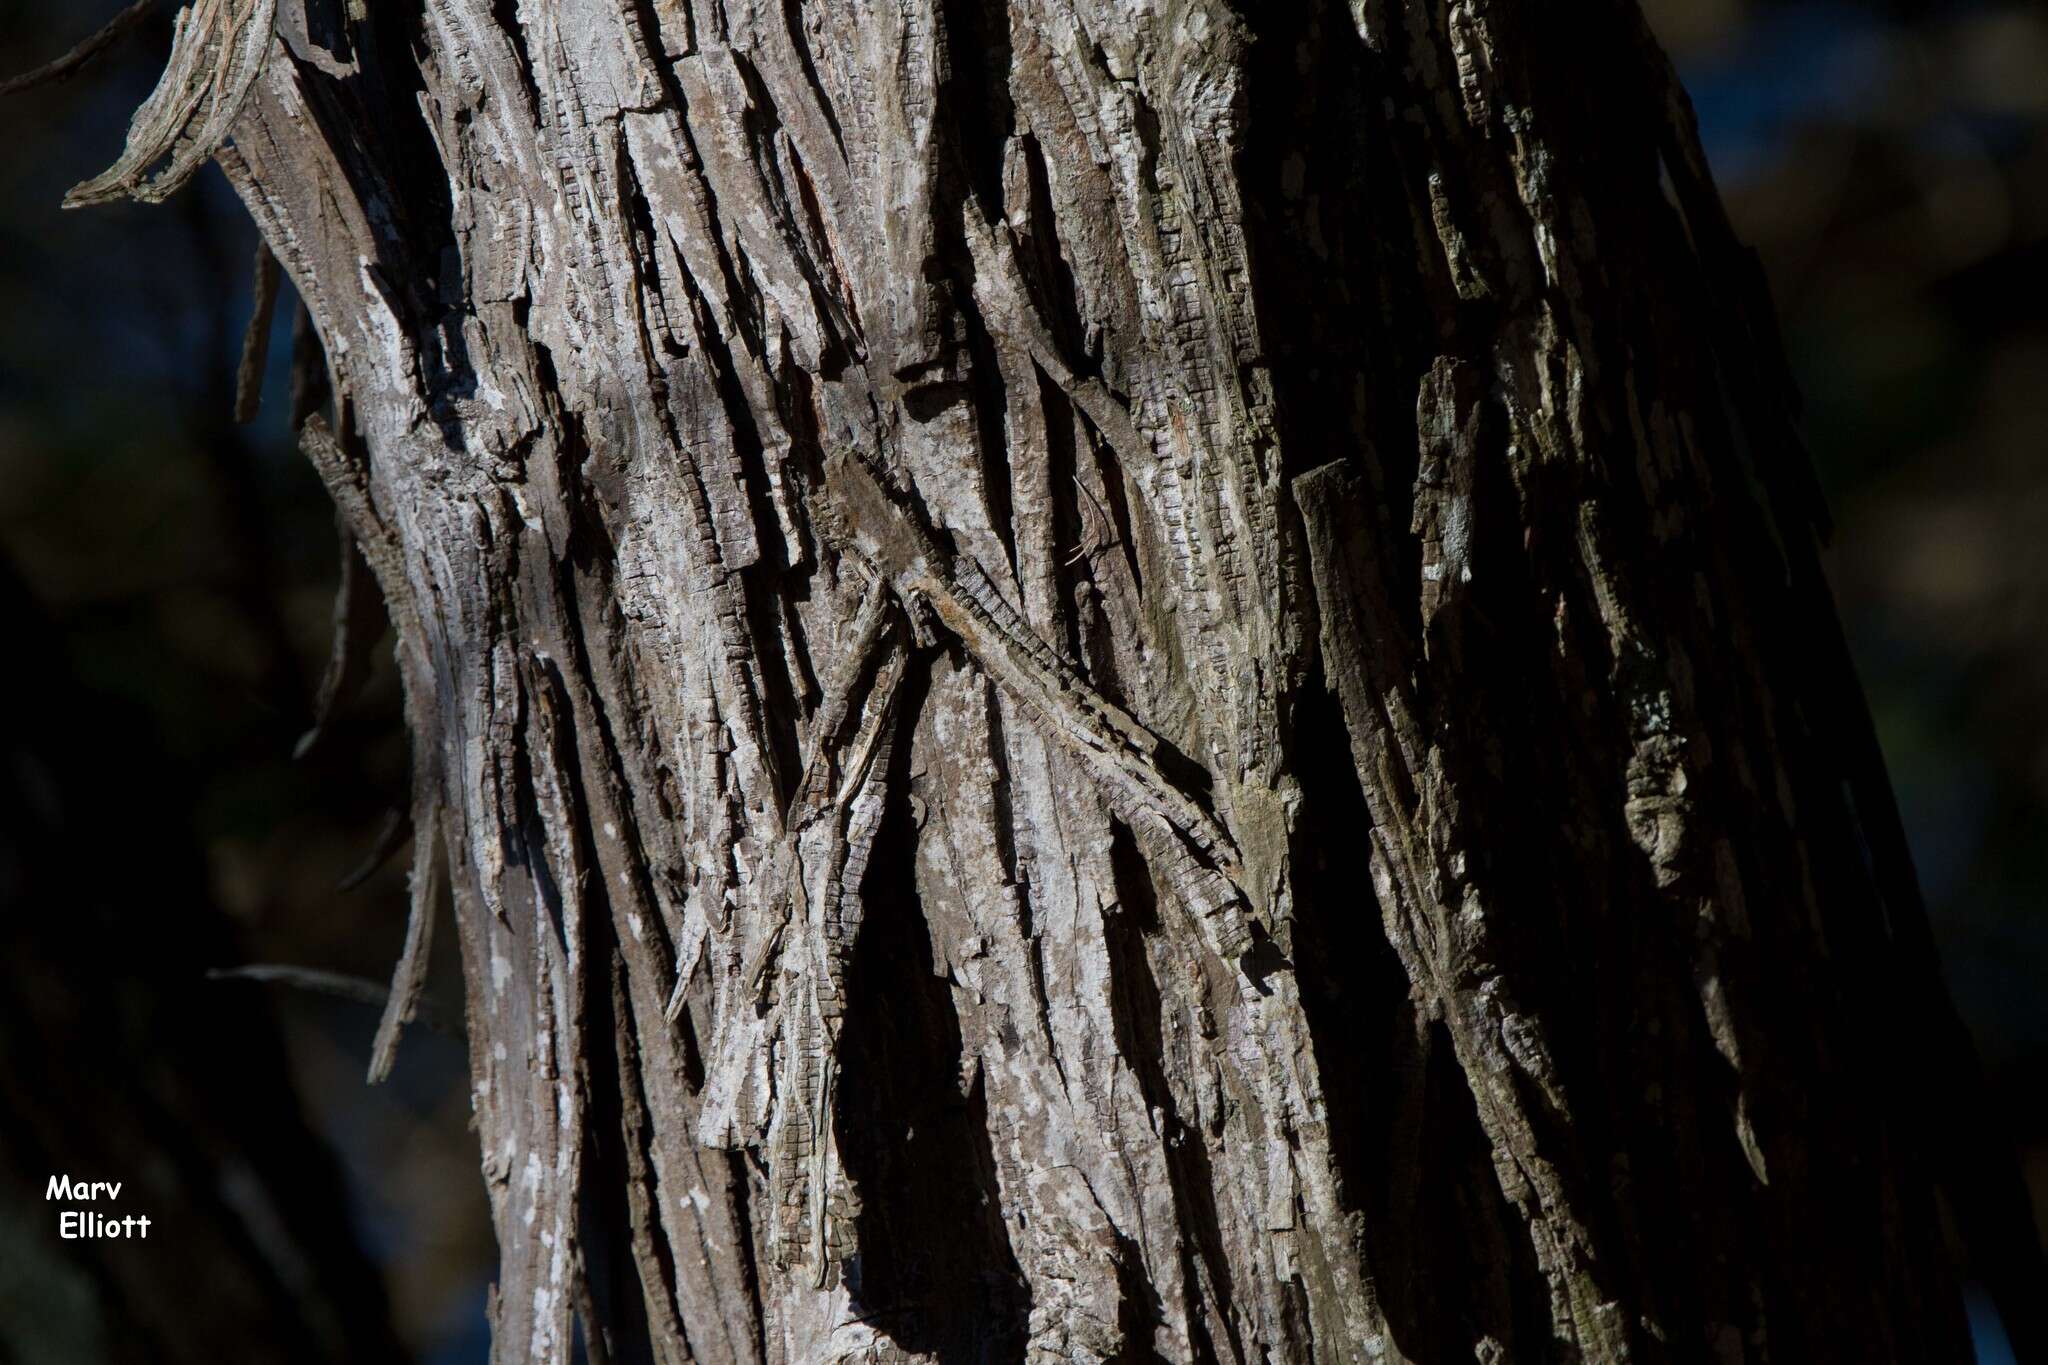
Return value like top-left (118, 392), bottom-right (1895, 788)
top-left (73, 0), bottom-right (2039, 1360)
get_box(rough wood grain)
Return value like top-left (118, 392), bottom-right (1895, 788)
top-left (75, 0), bottom-right (2043, 1361)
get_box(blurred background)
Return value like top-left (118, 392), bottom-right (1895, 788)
top-left (0, 0), bottom-right (2041, 1361)
top-left (1648, 3), bottom-right (2048, 1358)
top-left (0, 5), bottom-right (495, 1361)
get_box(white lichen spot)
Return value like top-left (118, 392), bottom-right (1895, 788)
top-left (508, 485), bottom-right (543, 532)
top-left (521, 1153), bottom-right (543, 1227)
top-left (356, 260), bottom-right (410, 360)
top-left (529, 1287), bottom-right (555, 1361)
top-left (1442, 495), bottom-right (1473, 583)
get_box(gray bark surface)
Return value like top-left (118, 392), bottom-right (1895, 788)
top-left (65, 0), bottom-right (2042, 1361)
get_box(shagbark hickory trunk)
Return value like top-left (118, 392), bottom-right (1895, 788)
top-left (67, 0), bottom-right (2038, 1361)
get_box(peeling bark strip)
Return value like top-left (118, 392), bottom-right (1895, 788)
top-left (78, 1), bottom-right (2040, 1361)
top-left (65, 0), bottom-right (276, 206)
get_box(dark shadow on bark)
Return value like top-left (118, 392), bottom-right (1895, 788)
top-left (1280, 677), bottom-right (1407, 1313)
top-left (1111, 1230), bottom-right (1172, 1365)
top-left (1281, 665), bottom-right (1555, 1361)
top-left (935, 0), bottom-right (1015, 228)
top-left (577, 954), bottom-right (662, 1365)
top-left (955, 291), bottom-right (1020, 581)
top-left (838, 661), bottom-right (1029, 1363)
top-left (1102, 821), bottom-right (1233, 1365)
top-left (299, 1), bottom-right (467, 427)
top-left (1417, 1020), bottom-right (1557, 1360)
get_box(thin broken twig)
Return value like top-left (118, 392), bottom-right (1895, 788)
top-left (0, 1), bottom-right (158, 100)
top-left (207, 963), bottom-right (451, 1037)
top-left (234, 240), bottom-right (281, 423)
top-left (337, 804), bottom-right (410, 892)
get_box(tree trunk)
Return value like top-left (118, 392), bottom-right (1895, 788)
top-left (71, 0), bottom-right (2040, 1361)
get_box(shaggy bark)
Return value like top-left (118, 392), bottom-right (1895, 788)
top-left (66, 0), bottom-right (2041, 1361)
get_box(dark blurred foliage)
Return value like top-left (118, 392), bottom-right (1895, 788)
top-left (0, 557), bottom-right (414, 1365)
top-left (0, 1), bottom-right (2042, 1362)
top-left (0, 4), bottom-right (494, 1362)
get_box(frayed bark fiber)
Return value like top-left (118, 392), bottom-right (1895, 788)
top-left (79, 0), bottom-right (2038, 1361)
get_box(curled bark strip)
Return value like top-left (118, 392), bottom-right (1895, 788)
top-left (823, 450), bottom-right (1258, 962)
top-left (337, 802), bottom-right (408, 893)
top-left (572, 1250), bottom-right (614, 1365)
top-left (0, 0), bottom-right (158, 98)
top-left (296, 413), bottom-right (413, 637)
top-left (208, 963), bottom-right (450, 1036)
top-left (367, 798), bottom-right (440, 1083)
top-left (960, 210), bottom-right (1155, 473)
top-left (206, 963), bottom-right (389, 1007)
top-left (287, 302), bottom-right (329, 427)
top-left (699, 589), bottom-right (909, 1288)
top-left (785, 579), bottom-right (895, 823)
top-left (64, 0), bottom-right (278, 207)
top-left (294, 515), bottom-right (387, 759)
top-left (234, 239), bottom-right (280, 423)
